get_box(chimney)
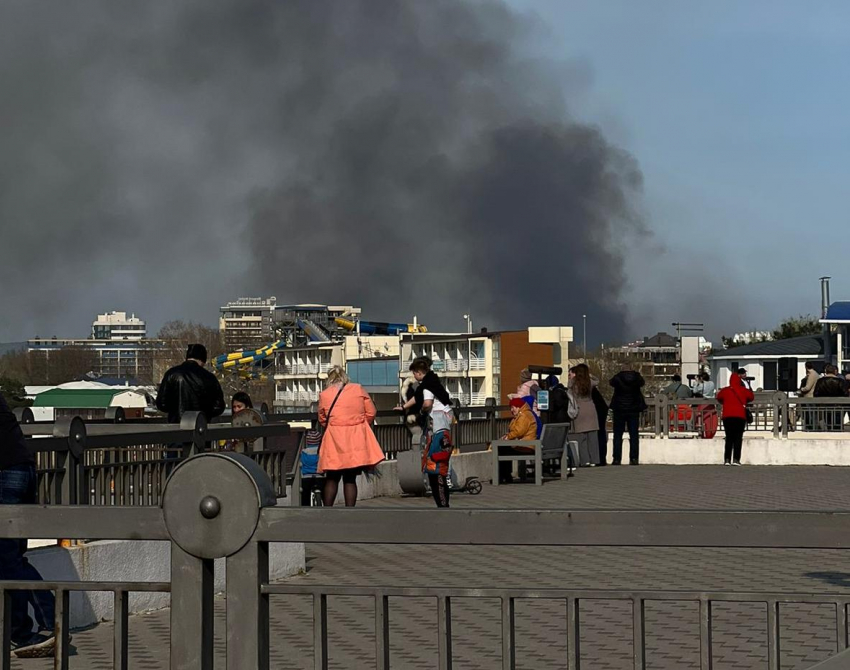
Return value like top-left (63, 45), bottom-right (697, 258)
top-left (821, 277), bottom-right (832, 362)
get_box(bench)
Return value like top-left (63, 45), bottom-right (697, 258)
top-left (491, 422), bottom-right (576, 486)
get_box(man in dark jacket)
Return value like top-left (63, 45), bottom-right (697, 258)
top-left (156, 344), bottom-right (226, 424)
top-left (0, 392), bottom-right (57, 658)
top-left (609, 368), bottom-right (647, 465)
top-left (813, 364), bottom-right (847, 431)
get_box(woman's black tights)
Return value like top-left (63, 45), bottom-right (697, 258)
top-left (323, 469), bottom-right (358, 507)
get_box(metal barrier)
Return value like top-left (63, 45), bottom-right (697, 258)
top-left (2, 453), bottom-right (849, 669)
top-left (644, 395), bottom-right (850, 438)
top-left (23, 405), bottom-right (515, 504)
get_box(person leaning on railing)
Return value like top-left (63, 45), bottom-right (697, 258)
top-left (0, 391), bottom-right (57, 658)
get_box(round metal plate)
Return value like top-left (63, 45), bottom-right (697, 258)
top-left (162, 453), bottom-right (267, 559)
top-left (232, 408), bottom-right (264, 428)
top-left (53, 416), bottom-right (86, 458)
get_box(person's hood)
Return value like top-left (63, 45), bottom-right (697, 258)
top-left (729, 373), bottom-right (745, 389)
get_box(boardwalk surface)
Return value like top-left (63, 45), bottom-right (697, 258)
top-left (13, 465), bottom-right (850, 669)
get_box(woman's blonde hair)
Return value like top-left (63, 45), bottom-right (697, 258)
top-left (325, 365), bottom-right (350, 387)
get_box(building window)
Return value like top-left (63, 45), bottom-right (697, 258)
top-left (763, 362), bottom-right (778, 391)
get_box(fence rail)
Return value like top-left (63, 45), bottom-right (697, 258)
top-left (2, 456), bottom-right (850, 669)
top-left (645, 395), bottom-right (850, 438)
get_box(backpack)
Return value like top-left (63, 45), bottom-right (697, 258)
top-left (566, 389), bottom-right (580, 421)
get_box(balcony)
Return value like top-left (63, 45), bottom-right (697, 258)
top-left (278, 363), bottom-right (332, 376)
top-left (469, 358), bottom-right (487, 372)
top-left (275, 390), bottom-right (318, 403)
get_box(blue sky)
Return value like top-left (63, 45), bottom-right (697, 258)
top-left (507, 0), bottom-right (850, 342)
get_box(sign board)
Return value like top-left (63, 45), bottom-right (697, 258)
top-left (537, 390), bottom-right (550, 411)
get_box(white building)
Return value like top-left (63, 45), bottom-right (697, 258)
top-left (91, 312), bottom-right (146, 340)
top-left (707, 335), bottom-right (825, 392)
top-left (273, 335), bottom-right (399, 411)
top-left (219, 297), bottom-right (279, 351)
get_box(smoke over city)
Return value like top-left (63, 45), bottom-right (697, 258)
top-left (0, 0), bottom-right (647, 343)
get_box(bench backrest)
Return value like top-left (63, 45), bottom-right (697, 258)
top-left (540, 422), bottom-right (570, 457)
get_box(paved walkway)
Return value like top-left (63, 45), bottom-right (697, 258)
top-left (12, 465), bottom-right (850, 669)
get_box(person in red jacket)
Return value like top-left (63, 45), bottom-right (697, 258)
top-left (716, 371), bottom-right (755, 465)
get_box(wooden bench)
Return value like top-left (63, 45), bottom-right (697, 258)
top-left (491, 422), bottom-right (575, 486)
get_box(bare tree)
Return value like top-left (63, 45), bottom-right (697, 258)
top-left (154, 320), bottom-right (224, 381)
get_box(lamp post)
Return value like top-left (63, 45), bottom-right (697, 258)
top-left (463, 314), bottom-right (473, 334)
top-left (582, 314), bottom-right (587, 361)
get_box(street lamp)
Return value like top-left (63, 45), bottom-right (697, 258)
top-left (463, 314), bottom-right (473, 334)
top-left (582, 314), bottom-right (587, 361)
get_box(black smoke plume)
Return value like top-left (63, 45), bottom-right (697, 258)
top-left (0, 0), bottom-right (646, 343)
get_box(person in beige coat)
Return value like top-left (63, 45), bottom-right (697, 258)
top-left (799, 362), bottom-right (821, 431)
top-left (568, 364), bottom-right (600, 466)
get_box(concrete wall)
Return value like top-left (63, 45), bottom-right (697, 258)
top-left (638, 436), bottom-right (850, 466)
top-left (26, 525), bottom-right (304, 630)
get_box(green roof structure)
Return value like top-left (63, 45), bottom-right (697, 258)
top-left (33, 389), bottom-right (123, 408)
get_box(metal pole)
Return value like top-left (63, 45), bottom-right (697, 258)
top-left (582, 315), bottom-right (587, 361)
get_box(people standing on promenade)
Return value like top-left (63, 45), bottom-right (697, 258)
top-left (318, 366), bottom-right (385, 507)
top-left (609, 366), bottom-right (647, 465)
top-left (591, 380), bottom-right (610, 466)
top-left (813, 364), bottom-right (847, 431)
top-left (800, 362), bottom-right (820, 398)
top-left (716, 371), bottom-right (754, 465)
top-left (692, 372), bottom-right (716, 398)
top-left (799, 361), bottom-right (821, 431)
top-left (567, 364), bottom-right (600, 466)
top-left (663, 374), bottom-right (693, 399)
top-left (156, 343), bottom-right (226, 424)
top-left (0, 391), bottom-right (56, 658)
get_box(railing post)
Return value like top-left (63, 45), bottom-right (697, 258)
top-left (162, 452), bottom-right (277, 669)
top-left (54, 417), bottom-right (85, 505)
top-left (486, 397), bottom-right (497, 441)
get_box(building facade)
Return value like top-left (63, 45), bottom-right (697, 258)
top-left (273, 335), bottom-right (399, 412)
top-left (28, 337), bottom-right (167, 381)
top-left (219, 297), bottom-right (279, 351)
top-left (91, 311), bottom-right (146, 340)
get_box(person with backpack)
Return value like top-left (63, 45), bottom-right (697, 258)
top-left (716, 371), bottom-right (755, 465)
top-left (421, 423), bottom-right (453, 508)
top-left (609, 366), bottom-right (647, 465)
top-left (546, 375), bottom-right (578, 475)
top-left (567, 364), bottom-right (600, 466)
top-left (663, 374), bottom-right (693, 399)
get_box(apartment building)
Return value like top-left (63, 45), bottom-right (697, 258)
top-left (219, 297), bottom-right (279, 351)
top-left (400, 326), bottom-right (572, 406)
top-left (28, 337), bottom-right (166, 381)
top-left (91, 311), bottom-right (146, 340)
top-left (273, 335), bottom-right (399, 411)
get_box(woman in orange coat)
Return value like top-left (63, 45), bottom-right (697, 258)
top-left (318, 366), bottom-right (385, 506)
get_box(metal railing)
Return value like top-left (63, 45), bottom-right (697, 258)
top-left (22, 404), bottom-right (515, 504)
top-left (2, 453), bottom-right (850, 669)
top-left (644, 394), bottom-right (850, 438)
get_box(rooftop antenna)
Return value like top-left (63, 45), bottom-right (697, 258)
top-left (671, 322), bottom-right (704, 341)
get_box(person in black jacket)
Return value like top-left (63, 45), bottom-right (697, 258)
top-left (813, 364), bottom-right (847, 431)
top-left (156, 344), bottom-right (226, 424)
top-left (609, 367), bottom-right (647, 465)
top-left (0, 392), bottom-right (57, 658)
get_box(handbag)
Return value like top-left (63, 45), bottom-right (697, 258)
top-left (731, 385), bottom-right (754, 425)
